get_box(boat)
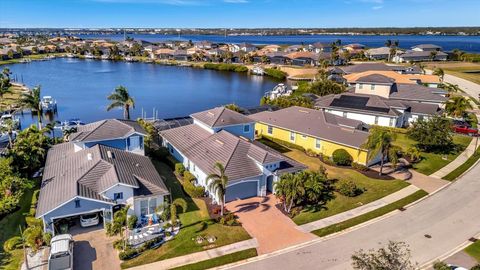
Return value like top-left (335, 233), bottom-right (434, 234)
top-left (101, 54), bottom-right (110, 60)
top-left (46, 55), bottom-right (56, 59)
top-left (19, 58), bottom-right (31, 63)
top-left (0, 114), bottom-right (21, 129)
top-left (41, 96), bottom-right (57, 112)
top-left (124, 56), bottom-right (137, 62)
top-left (251, 66), bottom-right (265, 76)
top-left (264, 83), bottom-right (293, 100)
top-left (84, 53), bottom-right (95, 59)
top-left (66, 53), bottom-right (75, 58)
top-left (55, 118), bottom-right (85, 131)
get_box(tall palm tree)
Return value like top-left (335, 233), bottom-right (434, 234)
top-left (362, 127), bottom-right (397, 175)
top-left (274, 173), bottom-right (305, 213)
top-left (433, 67), bottom-right (444, 81)
top-left (385, 39), bottom-right (392, 48)
top-left (206, 162), bottom-right (229, 216)
top-left (21, 85), bottom-right (43, 129)
top-left (107, 86), bottom-right (135, 120)
top-left (445, 96), bottom-right (473, 118)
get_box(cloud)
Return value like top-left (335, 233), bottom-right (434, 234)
top-left (372, 5), bottom-right (383, 9)
top-left (223, 0), bottom-right (249, 3)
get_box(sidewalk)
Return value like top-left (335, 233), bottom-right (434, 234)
top-left (129, 238), bottom-right (258, 270)
top-left (298, 185), bottom-right (420, 232)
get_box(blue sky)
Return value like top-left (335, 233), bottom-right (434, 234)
top-left (1, 0), bottom-right (479, 28)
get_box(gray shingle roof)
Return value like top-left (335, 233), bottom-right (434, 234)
top-left (69, 119), bottom-right (146, 142)
top-left (250, 106), bottom-right (370, 149)
top-left (37, 143), bottom-right (168, 217)
top-left (190, 107), bottom-right (254, 128)
top-left (390, 84), bottom-right (447, 103)
top-left (356, 74), bottom-right (395, 85)
top-left (161, 125), bottom-right (304, 181)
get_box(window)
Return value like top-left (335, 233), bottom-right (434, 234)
top-left (371, 84), bottom-right (375, 90)
top-left (127, 135), bottom-right (143, 151)
top-left (114, 192), bottom-right (123, 200)
top-left (374, 116), bottom-right (379, 125)
top-left (148, 198), bottom-right (157, 215)
top-left (267, 125), bottom-right (273, 135)
top-left (75, 199), bottom-right (81, 208)
top-left (315, 139), bottom-right (321, 149)
top-left (358, 84), bottom-right (363, 89)
top-left (290, 132), bottom-right (295, 142)
top-left (389, 118), bottom-right (395, 127)
top-left (140, 200), bottom-right (148, 216)
top-left (243, 124), bottom-right (250, 133)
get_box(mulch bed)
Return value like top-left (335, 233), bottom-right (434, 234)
top-left (198, 197), bottom-right (222, 220)
top-left (317, 156), bottom-right (395, 180)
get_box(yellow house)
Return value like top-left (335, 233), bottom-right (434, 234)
top-left (250, 106), bottom-right (377, 166)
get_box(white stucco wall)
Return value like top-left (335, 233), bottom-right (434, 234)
top-left (102, 184), bottom-right (135, 204)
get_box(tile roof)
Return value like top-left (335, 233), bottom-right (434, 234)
top-left (250, 106), bottom-right (370, 149)
top-left (37, 143), bottom-right (168, 217)
top-left (338, 63), bottom-right (422, 74)
top-left (399, 50), bottom-right (448, 58)
top-left (345, 71), bottom-right (440, 85)
top-left (190, 107), bottom-right (254, 128)
top-left (356, 74), bottom-right (395, 85)
top-left (69, 119), bottom-right (145, 143)
top-left (390, 84), bottom-right (447, 103)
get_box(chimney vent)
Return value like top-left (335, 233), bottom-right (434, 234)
top-left (87, 153), bottom-right (93, 160)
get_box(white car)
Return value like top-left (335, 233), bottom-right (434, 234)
top-left (80, 213), bottom-right (100, 227)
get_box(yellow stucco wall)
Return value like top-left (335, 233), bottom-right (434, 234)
top-left (256, 122), bottom-right (369, 165)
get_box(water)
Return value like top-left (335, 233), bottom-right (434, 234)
top-left (77, 34), bottom-right (480, 53)
top-left (6, 58), bottom-right (279, 128)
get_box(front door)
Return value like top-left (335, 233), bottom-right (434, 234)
top-left (266, 175), bottom-right (274, 193)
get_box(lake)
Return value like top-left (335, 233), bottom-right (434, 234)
top-left (78, 34), bottom-right (480, 53)
top-left (6, 58), bottom-right (279, 128)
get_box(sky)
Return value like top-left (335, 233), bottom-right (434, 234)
top-left (0, 0), bottom-right (479, 28)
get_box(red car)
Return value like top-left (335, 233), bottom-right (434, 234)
top-left (453, 125), bottom-right (479, 136)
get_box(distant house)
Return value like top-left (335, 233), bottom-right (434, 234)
top-left (309, 42), bottom-right (333, 53)
top-left (266, 52), bottom-right (289, 65)
top-left (161, 107), bottom-right (305, 202)
top-left (365, 47), bottom-right (398, 60)
top-left (238, 42), bottom-right (257, 52)
top-left (336, 63), bottom-right (423, 75)
top-left (285, 51), bottom-right (318, 66)
top-left (195, 41), bottom-right (217, 50)
top-left (285, 45), bottom-right (304, 53)
top-left (261, 44), bottom-right (282, 53)
top-left (343, 43), bottom-right (366, 54)
top-left (393, 50), bottom-right (448, 63)
top-left (172, 50), bottom-right (191, 61)
top-left (250, 106), bottom-right (380, 166)
top-left (153, 48), bottom-right (175, 60)
top-left (411, 44), bottom-right (443, 52)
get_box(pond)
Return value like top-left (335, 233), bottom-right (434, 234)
top-left (5, 58), bottom-right (279, 128)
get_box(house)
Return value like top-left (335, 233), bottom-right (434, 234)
top-left (285, 45), bottom-right (304, 53)
top-left (343, 43), bottom-right (366, 54)
top-left (195, 41), bottom-right (217, 50)
top-left (286, 51), bottom-right (318, 66)
top-left (315, 92), bottom-right (443, 128)
top-left (393, 50), bottom-right (448, 63)
top-left (266, 52), bottom-right (289, 65)
top-left (36, 143), bottom-right (169, 234)
top-left (343, 71), bottom-right (441, 88)
top-left (172, 50), bottom-right (191, 61)
top-left (411, 44), bottom-right (443, 52)
top-left (160, 107), bottom-right (305, 202)
top-left (250, 106), bottom-right (379, 166)
top-left (261, 44), bottom-right (281, 53)
top-left (309, 42), bottom-right (332, 53)
top-left (152, 48), bottom-right (175, 60)
top-left (365, 47), bottom-right (397, 60)
top-left (350, 74), bottom-right (447, 105)
top-left (336, 63), bottom-right (423, 75)
top-left (238, 42), bottom-right (257, 53)
top-left (68, 119), bottom-right (146, 156)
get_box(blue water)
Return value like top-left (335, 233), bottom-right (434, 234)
top-left (6, 58), bottom-right (278, 127)
top-left (77, 34), bottom-right (480, 53)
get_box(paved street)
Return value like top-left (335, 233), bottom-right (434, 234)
top-left (228, 161), bottom-right (480, 270)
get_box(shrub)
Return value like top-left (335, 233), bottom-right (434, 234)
top-left (183, 180), bottom-right (205, 198)
top-left (43, 232), bottom-right (52, 246)
top-left (183, 171), bottom-right (195, 183)
top-left (305, 149), bottom-right (317, 157)
top-left (352, 162), bottom-right (369, 172)
top-left (203, 63), bottom-right (248, 73)
top-left (264, 68), bottom-right (287, 80)
top-left (26, 216), bottom-right (43, 227)
top-left (127, 215), bottom-right (138, 230)
top-left (119, 248), bottom-right (138, 260)
top-left (175, 163), bottom-right (185, 176)
top-left (143, 237), bottom-right (162, 249)
top-left (113, 239), bottom-right (126, 250)
top-left (337, 181), bottom-right (365, 197)
top-left (3, 236), bottom-right (22, 252)
top-left (218, 212), bottom-right (241, 226)
top-left (332, 149), bottom-right (353, 166)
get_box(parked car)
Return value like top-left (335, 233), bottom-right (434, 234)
top-left (448, 265), bottom-right (468, 270)
top-left (80, 213), bottom-right (100, 227)
top-left (48, 234), bottom-right (74, 270)
top-left (453, 124), bottom-right (479, 136)
top-left (452, 119), bottom-right (471, 128)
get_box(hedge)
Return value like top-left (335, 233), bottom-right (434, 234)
top-left (182, 172), bottom-right (205, 198)
top-left (259, 135), bottom-right (306, 152)
top-left (203, 63), bottom-right (248, 73)
top-left (332, 149), bottom-right (353, 166)
top-left (264, 68), bottom-right (287, 80)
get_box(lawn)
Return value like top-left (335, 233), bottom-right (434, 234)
top-left (443, 144), bottom-right (480, 181)
top-left (393, 133), bottom-right (472, 175)
top-left (120, 161), bottom-right (251, 269)
top-left (0, 188), bottom-right (36, 270)
top-left (0, 53), bottom-right (65, 66)
top-left (0, 84), bottom-right (26, 111)
top-left (465, 240), bottom-right (480, 262)
top-left (169, 248), bottom-right (258, 270)
top-left (424, 62), bottom-right (480, 85)
top-left (312, 190), bottom-right (428, 237)
top-left (257, 139), bottom-right (410, 226)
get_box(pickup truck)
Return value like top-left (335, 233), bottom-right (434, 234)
top-left (453, 124), bottom-right (479, 136)
top-left (48, 234), bottom-right (74, 270)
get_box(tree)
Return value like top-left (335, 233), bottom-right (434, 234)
top-left (274, 173), bottom-right (305, 213)
top-left (406, 146), bottom-right (421, 162)
top-left (433, 67), bottom-right (444, 81)
top-left (0, 119), bottom-right (16, 148)
top-left (206, 162), bottom-right (229, 216)
top-left (445, 96), bottom-right (473, 118)
top-left (442, 83), bottom-right (461, 94)
top-left (224, 103), bottom-right (241, 112)
top-left (0, 68), bottom-right (12, 98)
top-left (362, 127), bottom-right (397, 175)
top-left (351, 241), bottom-right (416, 270)
top-left (107, 86), bottom-right (135, 120)
top-left (306, 78), bottom-right (345, 96)
top-left (168, 198), bottom-right (187, 225)
top-left (21, 86), bottom-right (43, 129)
top-left (9, 125), bottom-right (50, 176)
top-left (22, 226), bottom-right (44, 253)
top-left (389, 47), bottom-right (397, 62)
top-left (430, 50), bottom-right (438, 61)
top-left (432, 261), bottom-right (451, 270)
top-left (407, 116), bottom-right (453, 152)
top-left (342, 50), bottom-right (351, 63)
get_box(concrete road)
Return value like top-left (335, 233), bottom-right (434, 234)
top-left (229, 162), bottom-right (480, 270)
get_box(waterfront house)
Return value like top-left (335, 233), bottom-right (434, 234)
top-left (343, 70), bottom-right (441, 88)
top-left (286, 51), bottom-right (318, 66)
top-left (365, 47), bottom-right (401, 60)
top-left (153, 48), bottom-right (175, 60)
top-left (261, 44), bottom-right (282, 53)
top-left (239, 42), bottom-right (257, 52)
top-left (309, 42), bottom-right (333, 53)
top-left (343, 43), bottom-right (366, 54)
top-left (266, 52), bottom-right (289, 65)
top-left (160, 107), bottom-right (305, 202)
top-left (195, 41), bottom-right (217, 50)
top-left (411, 44), bottom-right (443, 52)
top-left (393, 45), bottom-right (447, 63)
top-left (250, 106), bottom-right (379, 166)
top-left (172, 50), bottom-right (191, 61)
top-left (285, 44), bottom-right (305, 53)
top-left (69, 119), bottom-right (146, 156)
top-left (36, 143), bottom-right (169, 234)
top-left (335, 63), bottom-right (423, 75)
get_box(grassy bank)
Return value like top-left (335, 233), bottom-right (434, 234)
top-left (443, 144), bottom-right (480, 181)
top-left (169, 248), bottom-right (258, 270)
top-left (203, 63), bottom-right (248, 72)
top-left (465, 241), bottom-right (480, 262)
top-left (120, 161), bottom-right (251, 269)
top-left (264, 68), bottom-right (287, 80)
top-left (0, 53), bottom-right (65, 65)
top-left (424, 62), bottom-right (480, 85)
top-left (312, 190), bottom-right (428, 237)
top-left (0, 84), bottom-right (27, 111)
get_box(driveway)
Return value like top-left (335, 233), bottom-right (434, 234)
top-left (226, 195), bottom-right (315, 255)
top-left (71, 225), bottom-right (121, 270)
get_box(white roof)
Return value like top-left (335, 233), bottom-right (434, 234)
top-left (50, 234), bottom-right (72, 254)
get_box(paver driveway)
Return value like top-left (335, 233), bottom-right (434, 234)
top-left (71, 225), bottom-right (121, 270)
top-left (226, 195), bottom-right (315, 254)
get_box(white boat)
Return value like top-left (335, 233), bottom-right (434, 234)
top-left (0, 114), bottom-right (20, 129)
top-left (264, 83), bottom-right (293, 100)
top-left (66, 53), bottom-right (75, 58)
top-left (251, 66), bottom-right (265, 76)
top-left (41, 96), bottom-right (57, 111)
top-left (19, 58), bottom-right (31, 63)
top-left (46, 55), bottom-right (56, 59)
top-left (55, 118), bottom-right (85, 131)
top-left (101, 54), bottom-right (110, 60)
top-left (124, 56), bottom-right (136, 62)
top-left (84, 53), bottom-right (95, 59)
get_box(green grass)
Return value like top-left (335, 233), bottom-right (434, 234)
top-left (0, 84), bottom-right (26, 111)
top-left (393, 133), bottom-right (472, 175)
top-left (256, 140), bottom-right (410, 226)
top-left (120, 161), bottom-right (251, 269)
top-left (169, 248), bottom-right (258, 270)
top-left (443, 145), bottom-right (480, 181)
top-left (0, 188), bottom-right (36, 270)
top-left (312, 190), bottom-right (428, 237)
top-left (465, 240), bottom-right (480, 262)
top-left (0, 53), bottom-right (65, 65)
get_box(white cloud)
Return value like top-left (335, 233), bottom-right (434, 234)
top-left (372, 5), bottom-right (383, 9)
top-left (224, 0), bottom-right (249, 3)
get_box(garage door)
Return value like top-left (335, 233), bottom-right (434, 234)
top-left (225, 181), bottom-right (258, 202)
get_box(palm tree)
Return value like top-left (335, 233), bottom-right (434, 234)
top-left (206, 162), bottom-right (229, 216)
top-left (443, 83), bottom-right (461, 94)
top-left (445, 96), bottom-right (473, 118)
top-left (385, 39), bottom-right (392, 48)
top-left (168, 198), bottom-right (187, 225)
top-left (21, 86), bottom-right (43, 129)
top-left (433, 67), bottom-right (444, 81)
top-left (389, 47), bottom-right (397, 62)
top-left (0, 119), bottom-right (16, 148)
top-left (0, 68), bottom-right (12, 98)
top-left (362, 127), bottom-right (397, 175)
top-left (430, 51), bottom-right (438, 61)
top-left (274, 173), bottom-right (305, 213)
top-left (107, 86), bottom-right (135, 120)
